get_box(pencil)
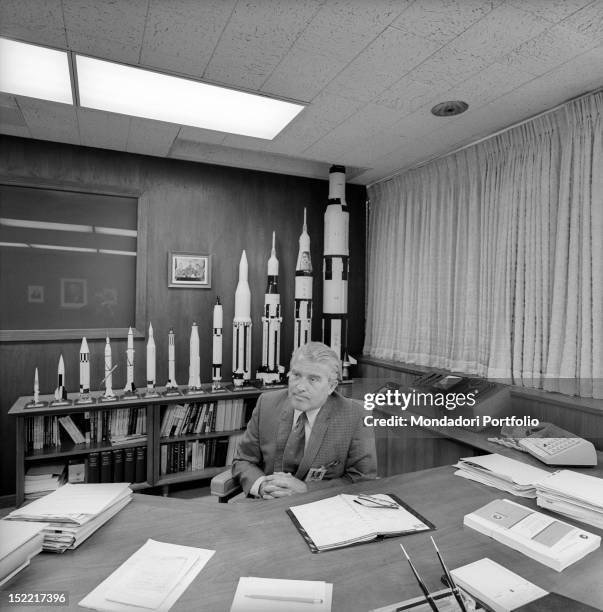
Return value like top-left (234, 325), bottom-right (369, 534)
top-left (245, 594), bottom-right (323, 604)
top-left (399, 544), bottom-right (440, 612)
top-left (430, 536), bottom-right (468, 612)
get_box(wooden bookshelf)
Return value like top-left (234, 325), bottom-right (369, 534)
top-left (9, 385), bottom-right (267, 505)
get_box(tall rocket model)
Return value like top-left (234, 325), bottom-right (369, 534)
top-left (123, 326), bottom-right (137, 394)
top-left (165, 328), bottom-right (178, 389)
top-left (294, 208), bottom-right (313, 351)
top-left (78, 337), bottom-right (91, 402)
top-left (145, 322), bottom-right (158, 396)
top-left (54, 354), bottom-right (68, 402)
top-left (188, 321), bottom-right (201, 390)
top-left (257, 232), bottom-right (284, 385)
top-left (233, 250), bottom-right (252, 387)
top-left (212, 298), bottom-right (224, 390)
top-left (322, 164), bottom-right (356, 379)
top-left (33, 368), bottom-right (40, 405)
top-left (103, 337), bottom-right (116, 400)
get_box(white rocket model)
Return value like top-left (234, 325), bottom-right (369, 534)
top-left (212, 298), bottom-right (223, 390)
top-left (124, 326), bottom-right (136, 393)
top-left (146, 322), bottom-right (156, 393)
top-left (257, 232), bottom-right (284, 385)
top-left (33, 368), bottom-right (40, 404)
top-left (166, 328), bottom-right (178, 389)
top-left (103, 337), bottom-right (115, 399)
top-left (233, 250), bottom-right (252, 387)
top-left (294, 208), bottom-right (313, 351)
top-left (188, 321), bottom-right (201, 390)
top-left (54, 354), bottom-right (67, 401)
top-left (79, 337), bottom-right (91, 401)
top-left (322, 164), bottom-right (356, 379)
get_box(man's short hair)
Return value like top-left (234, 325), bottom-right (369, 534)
top-left (290, 341), bottom-right (341, 383)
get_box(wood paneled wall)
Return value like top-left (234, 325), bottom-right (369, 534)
top-left (0, 136), bottom-right (367, 496)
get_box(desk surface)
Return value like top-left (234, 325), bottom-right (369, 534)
top-left (2, 466), bottom-right (603, 611)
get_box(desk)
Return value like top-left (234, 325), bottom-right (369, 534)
top-left (2, 466), bottom-right (603, 611)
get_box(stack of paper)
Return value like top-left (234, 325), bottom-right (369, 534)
top-left (4, 483), bottom-right (132, 553)
top-left (536, 470), bottom-right (603, 529)
top-left (0, 521), bottom-right (48, 586)
top-left (24, 463), bottom-right (66, 500)
top-left (231, 577), bottom-right (332, 612)
top-left (79, 539), bottom-right (215, 612)
top-left (454, 454), bottom-right (550, 498)
top-left (464, 499), bottom-right (600, 571)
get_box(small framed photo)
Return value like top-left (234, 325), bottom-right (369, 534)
top-left (168, 252), bottom-right (211, 288)
top-left (28, 285), bottom-right (44, 303)
top-left (61, 278), bottom-right (88, 309)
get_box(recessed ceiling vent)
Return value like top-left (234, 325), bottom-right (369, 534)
top-left (431, 100), bottom-right (469, 117)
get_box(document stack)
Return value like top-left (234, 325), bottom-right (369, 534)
top-left (80, 539), bottom-right (215, 612)
top-left (0, 521), bottom-right (47, 586)
top-left (24, 463), bottom-right (66, 500)
top-left (454, 454), bottom-right (550, 498)
top-left (536, 470), bottom-right (603, 529)
top-left (464, 498), bottom-right (600, 571)
top-left (5, 483), bottom-right (132, 553)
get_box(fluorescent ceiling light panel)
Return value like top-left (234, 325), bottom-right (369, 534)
top-left (0, 242), bottom-right (29, 248)
top-left (0, 218), bottom-right (92, 233)
top-left (99, 249), bottom-right (137, 256)
top-left (30, 244), bottom-right (97, 253)
top-left (94, 226), bottom-right (138, 237)
top-left (76, 56), bottom-right (305, 139)
top-left (0, 38), bottom-right (72, 104)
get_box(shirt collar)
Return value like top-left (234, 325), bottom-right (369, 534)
top-left (294, 407), bottom-right (321, 429)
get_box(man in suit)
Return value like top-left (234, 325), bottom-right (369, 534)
top-left (232, 341), bottom-right (377, 499)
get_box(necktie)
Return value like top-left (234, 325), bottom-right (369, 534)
top-left (282, 412), bottom-right (307, 475)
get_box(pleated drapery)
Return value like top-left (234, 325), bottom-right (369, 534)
top-left (365, 91), bottom-right (603, 397)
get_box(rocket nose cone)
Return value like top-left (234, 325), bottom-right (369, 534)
top-left (81, 337), bottom-right (89, 351)
top-left (239, 250), bottom-right (249, 280)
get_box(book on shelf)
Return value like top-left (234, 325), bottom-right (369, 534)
top-left (135, 446), bottom-right (146, 483)
top-left (464, 498), bottom-right (601, 571)
top-left (100, 450), bottom-right (112, 483)
top-left (123, 447), bottom-right (135, 483)
top-left (58, 415), bottom-right (86, 444)
top-left (0, 521), bottom-right (48, 586)
top-left (112, 449), bottom-right (124, 482)
top-left (87, 452), bottom-right (100, 483)
top-left (287, 493), bottom-right (435, 553)
top-left (68, 458), bottom-right (86, 484)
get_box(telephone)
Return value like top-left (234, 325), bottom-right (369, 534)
top-left (500, 422), bottom-right (597, 467)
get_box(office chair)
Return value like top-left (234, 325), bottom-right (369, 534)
top-left (210, 469), bottom-right (242, 503)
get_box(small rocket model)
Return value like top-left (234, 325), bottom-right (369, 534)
top-left (78, 337), bottom-right (91, 401)
top-left (166, 328), bottom-right (178, 389)
top-left (54, 354), bottom-right (68, 401)
top-left (188, 321), bottom-right (201, 390)
top-left (294, 208), bottom-right (313, 351)
top-left (233, 250), bottom-right (252, 387)
top-left (322, 164), bottom-right (356, 379)
top-left (146, 322), bottom-right (157, 395)
top-left (103, 337), bottom-right (116, 399)
top-left (212, 298), bottom-right (224, 390)
top-left (257, 232), bottom-right (284, 385)
top-left (123, 327), bottom-right (136, 394)
top-left (33, 368), bottom-right (40, 404)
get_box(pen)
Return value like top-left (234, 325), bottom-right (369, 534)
top-left (430, 536), bottom-right (468, 612)
top-left (400, 545), bottom-right (440, 612)
top-left (354, 494), bottom-right (400, 509)
top-left (245, 594), bottom-right (323, 604)
top-left (323, 459), bottom-right (340, 469)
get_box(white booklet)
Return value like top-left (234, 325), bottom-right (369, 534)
top-left (288, 493), bottom-right (433, 552)
top-left (464, 498), bottom-right (600, 571)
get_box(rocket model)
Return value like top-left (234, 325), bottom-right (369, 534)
top-left (322, 164), bottom-right (356, 379)
top-left (78, 337), bottom-right (91, 401)
top-left (33, 368), bottom-right (40, 404)
top-left (212, 298), bottom-right (224, 390)
top-left (123, 326), bottom-right (136, 394)
top-left (166, 328), bottom-right (178, 389)
top-left (103, 337), bottom-right (116, 399)
top-left (294, 208), bottom-right (313, 351)
top-left (188, 321), bottom-right (202, 390)
top-left (146, 322), bottom-right (157, 394)
top-left (257, 232), bottom-right (284, 385)
top-left (54, 354), bottom-right (68, 401)
top-left (233, 250), bottom-right (252, 387)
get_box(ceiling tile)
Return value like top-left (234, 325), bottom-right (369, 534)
top-left (560, 1), bottom-right (603, 42)
top-left (177, 126), bottom-right (228, 146)
top-left (323, 27), bottom-right (442, 103)
top-left (507, 0), bottom-right (596, 24)
top-left (0, 0), bottom-right (67, 48)
top-left (203, 0), bottom-right (322, 91)
top-left (77, 108), bottom-right (130, 150)
top-left (452, 3), bottom-right (552, 63)
top-left (126, 117), bottom-right (179, 156)
top-left (390, 0), bottom-right (504, 45)
top-left (63, 0), bottom-right (148, 63)
top-left (19, 98), bottom-right (80, 145)
top-left (140, 0), bottom-right (236, 78)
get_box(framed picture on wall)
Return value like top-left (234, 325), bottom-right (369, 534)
top-left (61, 278), bottom-right (88, 308)
top-left (168, 252), bottom-right (211, 288)
top-left (27, 285), bottom-right (44, 303)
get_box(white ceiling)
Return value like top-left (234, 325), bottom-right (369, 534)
top-left (1, 0), bottom-right (602, 185)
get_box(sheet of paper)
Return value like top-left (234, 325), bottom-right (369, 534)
top-left (231, 577), bottom-right (332, 612)
top-left (79, 539), bottom-right (214, 612)
top-left (458, 454), bottom-right (550, 486)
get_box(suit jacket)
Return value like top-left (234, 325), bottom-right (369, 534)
top-left (232, 389), bottom-right (377, 495)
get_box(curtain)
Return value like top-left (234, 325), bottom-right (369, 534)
top-left (365, 90), bottom-right (603, 397)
